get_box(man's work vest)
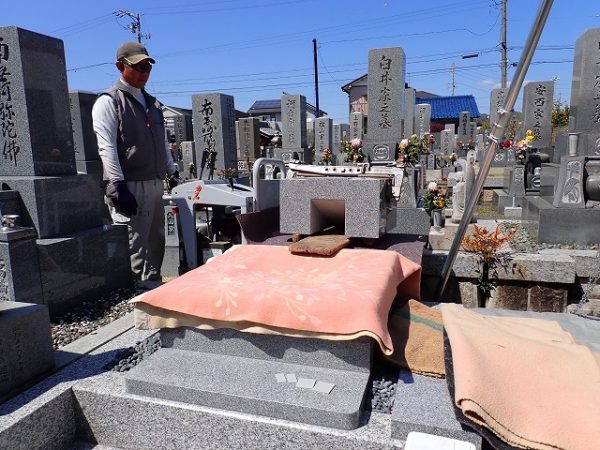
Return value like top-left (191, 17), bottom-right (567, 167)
top-left (101, 81), bottom-right (167, 181)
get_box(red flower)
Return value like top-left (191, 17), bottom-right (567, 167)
top-left (503, 139), bottom-right (511, 149)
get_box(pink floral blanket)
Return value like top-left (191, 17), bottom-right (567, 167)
top-left (134, 245), bottom-right (422, 354)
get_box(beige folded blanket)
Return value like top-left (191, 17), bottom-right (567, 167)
top-left (441, 304), bottom-right (600, 450)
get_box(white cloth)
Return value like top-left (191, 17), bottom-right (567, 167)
top-left (92, 78), bottom-right (177, 182)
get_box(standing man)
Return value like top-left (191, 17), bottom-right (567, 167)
top-left (93, 41), bottom-right (178, 285)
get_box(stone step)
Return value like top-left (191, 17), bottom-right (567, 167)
top-left (124, 348), bottom-right (370, 430)
top-left (391, 370), bottom-right (482, 448)
top-left (73, 373), bottom-right (402, 450)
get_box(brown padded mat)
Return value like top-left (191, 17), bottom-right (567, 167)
top-left (289, 234), bottom-right (351, 256)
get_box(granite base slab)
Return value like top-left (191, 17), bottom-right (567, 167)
top-left (522, 196), bottom-right (600, 245)
top-left (124, 348), bottom-right (370, 430)
top-left (160, 327), bottom-right (372, 372)
top-left (36, 225), bottom-right (132, 314)
top-left (391, 370), bottom-right (481, 448)
top-left (75, 372), bottom-right (403, 450)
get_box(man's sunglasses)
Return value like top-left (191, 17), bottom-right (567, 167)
top-left (122, 58), bottom-right (153, 73)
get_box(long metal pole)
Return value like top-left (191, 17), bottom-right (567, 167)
top-left (501, 0), bottom-right (508, 88)
top-left (436, 0), bottom-right (555, 299)
top-left (313, 38), bottom-right (320, 118)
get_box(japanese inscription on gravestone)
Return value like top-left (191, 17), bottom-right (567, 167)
top-left (366, 47), bottom-right (405, 162)
top-left (0, 27), bottom-right (76, 177)
top-left (350, 112), bottom-right (363, 140)
top-left (523, 81), bottom-right (554, 148)
top-left (192, 93), bottom-right (237, 175)
top-left (570, 28), bottom-right (600, 133)
top-left (415, 103), bottom-right (431, 138)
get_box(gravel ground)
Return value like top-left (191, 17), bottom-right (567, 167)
top-left (51, 287), bottom-right (137, 349)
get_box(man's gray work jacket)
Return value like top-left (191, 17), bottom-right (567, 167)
top-left (101, 80), bottom-right (168, 181)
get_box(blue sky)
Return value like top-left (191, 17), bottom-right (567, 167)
top-left (5, 1), bottom-right (599, 123)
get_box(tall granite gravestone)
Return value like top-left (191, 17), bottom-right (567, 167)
top-left (173, 114), bottom-right (193, 146)
top-left (489, 88), bottom-right (507, 128)
top-left (236, 117), bottom-right (260, 171)
top-left (277, 94), bottom-right (310, 163)
top-left (349, 112), bottom-right (363, 141)
top-left (415, 104), bottom-right (431, 138)
top-left (314, 117), bottom-right (333, 164)
top-left (180, 141), bottom-right (196, 180)
top-left (69, 91), bottom-right (102, 180)
top-left (365, 47), bottom-right (405, 164)
top-left (192, 93), bottom-right (238, 176)
top-left (401, 88), bottom-right (415, 138)
top-left (0, 26), bottom-right (131, 313)
top-left (457, 111), bottom-right (471, 145)
top-left (522, 80), bottom-right (554, 149)
top-left (440, 129), bottom-right (455, 155)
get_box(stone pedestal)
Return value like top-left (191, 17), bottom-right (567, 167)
top-left (0, 302), bottom-right (55, 400)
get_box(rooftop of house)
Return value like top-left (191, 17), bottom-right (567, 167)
top-left (248, 99), bottom-right (327, 117)
top-left (415, 95), bottom-right (480, 120)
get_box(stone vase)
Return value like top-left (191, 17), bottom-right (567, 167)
top-left (432, 209), bottom-right (444, 231)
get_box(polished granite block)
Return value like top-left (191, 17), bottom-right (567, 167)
top-left (124, 348), bottom-right (370, 430)
top-left (0, 175), bottom-right (104, 238)
top-left (37, 225), bottom-right (132, 313)
top-left (161, 327), bottom-right (372, 373)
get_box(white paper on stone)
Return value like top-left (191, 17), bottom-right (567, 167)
top-left (313, 380), bottom-right (336, 394)
top-left (285, 373), bottom-right (297, 383)
top-left (405, 432), bottom-right (476, 450)
top-left (275, 373), bottom-right (287, 383)
top-left (296, 378), bottom-right (317, 389)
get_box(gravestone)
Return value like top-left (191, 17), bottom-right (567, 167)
top-left (0, 26), bottom-right (131, 314)
top-left (415, 104), bottom-right (431, 138)
top-left (457, 111), bottom-right (471, 146)
top-left (332, 124), bottom-right (342, 165)
top-left (522, 80), bottom-right (554, 148)
top-left (468, 122), bottom-right (477, 143)
top-left (236, 117), bottom-right (260, 161)
top-left (401, 88), bottom-right (415, 138)
top-left (365, 47), bottom-right (405, 164)
top-left (570, 28), bottom-right (600, 138)
top-left (440, 129), bottom-right (455, 155)
top-left (0, 27), bottom-right (76, 176)
top-left (489, 88), bottom-right (507, 128)
top-left (192, 93), bottom-right (238, 175)
top-left (508, 165), bottom-right (526, 197)
top-left (349, 112), bottom-right (363, 141)
top-left (173, 114), bottom-right (193, 146)
top-left (69, 91), bottom-right (102, 179)
top-left (180, 141), bottom-right (196, 180)
top-left (278, 94), bottom-right (310, 163)
top-left (314, 117), bottom-right (333, 164)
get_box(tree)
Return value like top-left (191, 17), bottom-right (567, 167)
top-left (552, 99), bottom-right (570, 128)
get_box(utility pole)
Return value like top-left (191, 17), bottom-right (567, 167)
top-left (450, 63), bottom-right (456, 96)
top-left (501, 0), bottom-right (508, 88)
top-left (114, 9), bottom-right (150, 43)
top-left (313, 38), bottom-right (320, 119)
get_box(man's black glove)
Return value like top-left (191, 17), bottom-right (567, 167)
top-left (168, 170), bottom-right (179, 190)
top-left (106, 181), bottom-right (138, 216)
